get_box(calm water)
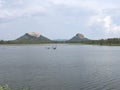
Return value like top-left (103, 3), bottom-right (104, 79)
top-left (0, 44), bottom-right (120, 90)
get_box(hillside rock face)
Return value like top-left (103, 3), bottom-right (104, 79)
top-left (69, 33), bottom-right (89, 42)
top-left (27, 32), bottom-right (40, 38)
top-left (15, 32), bottom-right (51, 43)
top-left (76, 33), bottom-right (85, 39)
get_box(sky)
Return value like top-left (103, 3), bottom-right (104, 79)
top-left (0, 0), bottom-right (120, 40)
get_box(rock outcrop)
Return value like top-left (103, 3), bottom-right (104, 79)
top-left (15, 32), bottom-right (51, 43)
top-left (69, 33), bottom-right (89, 42)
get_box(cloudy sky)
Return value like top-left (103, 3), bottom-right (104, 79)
top-left (0, 0), bottom-right (120, 40)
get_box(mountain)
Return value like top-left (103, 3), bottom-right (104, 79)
top-left (14, 32), bottom-right (51, 43)
top-left (68, 33), bottom-right (89, 42)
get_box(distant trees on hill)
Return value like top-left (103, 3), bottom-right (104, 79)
top-left (0, 38), bottom-right (120, 45)
top-left (82, 38), bottom-right (120, 45)
top-left (0, 40), bottom-right (12, 44)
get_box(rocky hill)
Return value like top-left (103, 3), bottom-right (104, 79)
top-left (15, 32), bottom-right (51, 43)
top-left (68, 33), bottom-right (89, 42)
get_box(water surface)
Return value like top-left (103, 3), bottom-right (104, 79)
top-left (0, 44), bottom-right (120, 90)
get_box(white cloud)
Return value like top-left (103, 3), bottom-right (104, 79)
top-left (0, 0), bottom-right (48, 19)
top-left (13, 0), bottom-right (23, 5)
top-left (0, 8), bottom-right (46, 19)
top-left (88, 15), bottom-right (103, 26)
top-left (112, 25), bottom-right (120, 32)
top-left (0, 0), bottom-right (5, 7)
top-left (50, 0), bottom-right (116, 12)
top-left (0, 0), bottom-right (120, 39)
top-left (103, 16), bottom-right (112, 32)
top-left (0, 0), bottom-right (118, 19)
top-left (88, 14), bottom-right (120, 35)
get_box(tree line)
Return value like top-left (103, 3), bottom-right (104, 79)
top-left (82, 38), bottom-right (120, 46)
top-left (0, 38), bottom-right (120, 45)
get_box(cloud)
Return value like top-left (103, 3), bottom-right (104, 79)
top-left (88, 14), bottom-right (120, 36)
top-left (0, 0), bottom-right (120, 40)
top-left (0, 0), bottom-right (48, 19)
top-left (50, 0), bottom-right (116, 12)
top-left (103, 16), bottom-right (112, 32)
top-left (0, 0), bottom-right (5, 7)
top-left (0, 0), bottom-right (118, 20)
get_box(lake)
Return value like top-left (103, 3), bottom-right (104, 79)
top-left (0, 44), bottom-right (120, 90)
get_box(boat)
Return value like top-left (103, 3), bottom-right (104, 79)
top-left (53, 47), bottom-right (56, 50)
top-left (52, 45), bottom-right (57, 50)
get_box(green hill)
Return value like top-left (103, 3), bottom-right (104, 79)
top-left (14, 32), bottom-right (51, 44)
top-left (68, 33), bottom-right (89, 43)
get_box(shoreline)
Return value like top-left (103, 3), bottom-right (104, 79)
top-left (0, 43), bottom-right (120, 46)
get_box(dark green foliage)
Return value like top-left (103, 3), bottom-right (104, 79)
top-left (0, 40), bottom-right (5, 44)
top-left (81, 38), bottom-right (120, 46)
top-left (0, 40), bottom-right (13, 44)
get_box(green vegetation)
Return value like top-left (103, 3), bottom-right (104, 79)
top-left (15, 33), bottom-right (52, 44)
top-left (0, 38), bottom-right (120, 46)
top-left (0, 32), bottom-right (120, 45)
top-left (0, 40), bottom-right (12, 44)
top-left (0, 85), bottom-right (30, 90)
top-left (68, 33), bottom-right (89, 42)
top-left (53, 38), bottom-right (120, 46)
top-left (0, 85), bottom-right (11, 90)
top-left (81, 38), bottom-right (120, 46)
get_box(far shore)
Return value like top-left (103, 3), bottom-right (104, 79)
top-left (0, 43), bottom-right (120, 46)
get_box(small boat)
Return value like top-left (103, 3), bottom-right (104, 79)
top-left (46, 45), bottom-right (57, 50)
top-left (46, 47), bottom-right (50, 49)
top-left (52, 45), bottom-right (57, 50)
top-left (53, 47), bottom-right (56, 50)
